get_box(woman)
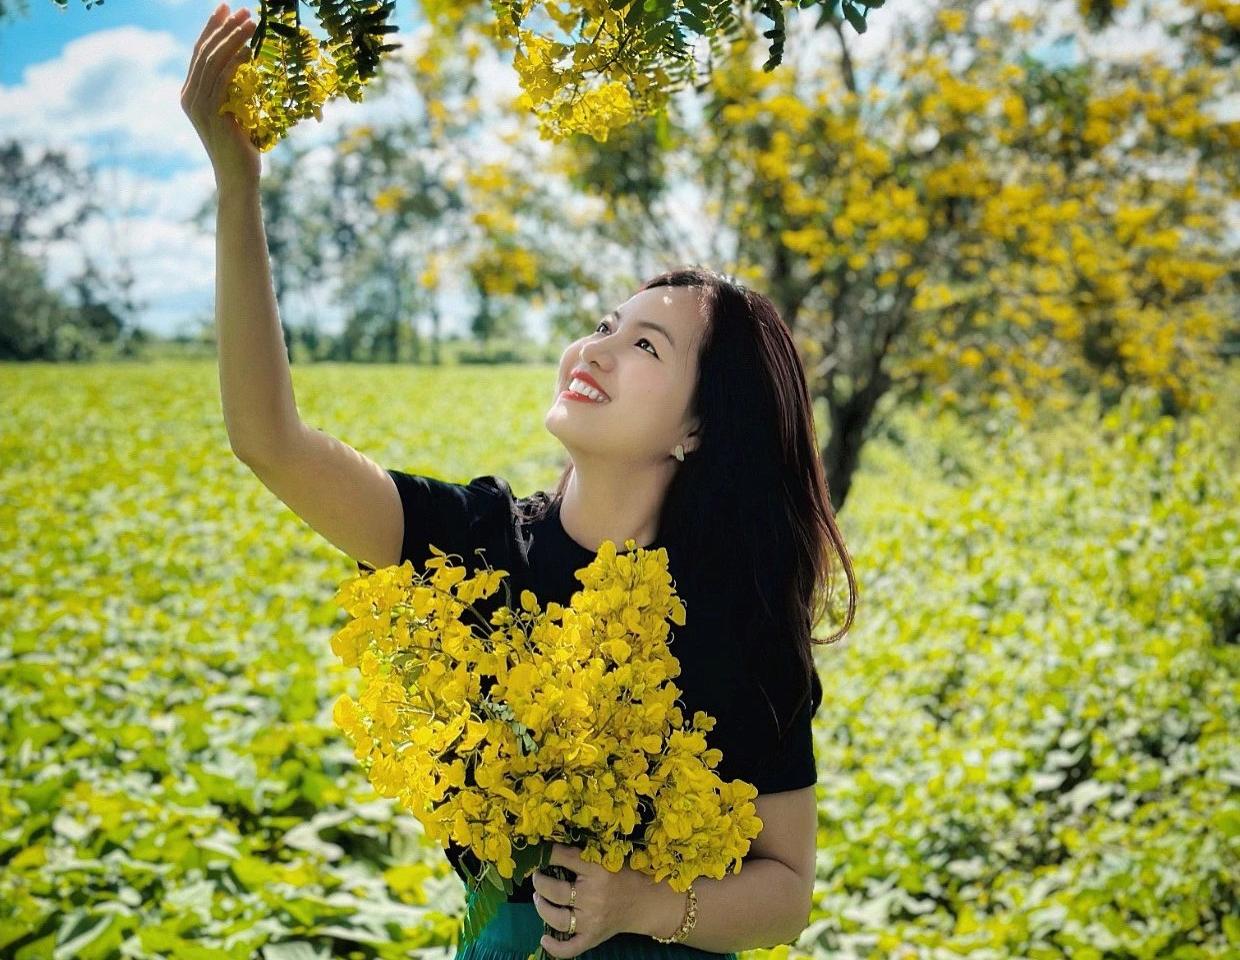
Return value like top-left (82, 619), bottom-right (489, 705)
top-left (351, 272), bottom-right (856, 960)
top-left (183, 7), bottom-right (857, 959)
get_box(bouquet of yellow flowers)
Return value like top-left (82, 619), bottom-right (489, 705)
top-left (329, 537), bottom-right (763, 958)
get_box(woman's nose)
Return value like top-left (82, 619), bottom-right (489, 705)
top-left (579, 339), bottom-right (612, 365)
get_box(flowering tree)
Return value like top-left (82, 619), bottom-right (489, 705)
top-left (322, 27), bottom-right (609, 356)
top-left (550, 1), bottom-right (1239, 506)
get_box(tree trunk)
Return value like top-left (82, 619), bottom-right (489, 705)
top-left (822, 365), bottom-right (892, 512)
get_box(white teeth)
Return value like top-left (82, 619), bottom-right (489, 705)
top-left (568, 378), bottom-right (608, 402)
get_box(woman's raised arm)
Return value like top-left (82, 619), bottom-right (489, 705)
top-left (181, 2), bottom-right (297, 459)
top-left (179, 4), bottom-right (405, 571)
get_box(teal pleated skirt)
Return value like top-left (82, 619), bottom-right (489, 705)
top-left (453, 900), bottom-right (737, 960)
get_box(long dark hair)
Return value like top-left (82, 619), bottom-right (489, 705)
top-left (522, 265), bottom-right (857, 739)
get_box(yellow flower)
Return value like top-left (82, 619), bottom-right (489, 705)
top-left (937, 9), bottom-right (967, 31)
top-left (960, 346), bottom-right (985, 368)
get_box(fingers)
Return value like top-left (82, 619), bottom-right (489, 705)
top-left (206, 18), bottom-right (258, 105)
top-left (532, 892), bottom-right (574, 932)
top-left (183, 8), bottom-right (252, 113)
top-left (201, 11), bottom-right (254, 91)
top-left (182, 4), bottom-right (232, 97)
top-left (197, 3), bottom-right (231, 51)
top-left (534, 868), bottom-right (574, 908)
top-left (180, 9), bottom-right (218, 103)
top-left (533, 884), bottom-right (564, 909)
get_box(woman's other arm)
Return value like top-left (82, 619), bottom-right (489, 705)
top-left (627, 787), bottom-right (817, 952)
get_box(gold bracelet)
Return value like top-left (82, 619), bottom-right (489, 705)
top-left (652, 881), bottom-right (697, 944)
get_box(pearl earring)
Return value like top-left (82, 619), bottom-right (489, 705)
top-left (673, 444), bottom-right (685, 462)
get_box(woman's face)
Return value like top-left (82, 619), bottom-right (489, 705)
top-left (545, 285), bottom-right (706, 466)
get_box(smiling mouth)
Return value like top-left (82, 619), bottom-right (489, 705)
top-left (560, 386), bottom-right (609, 403)
top-left (561, 376), bottom-right (611, 402)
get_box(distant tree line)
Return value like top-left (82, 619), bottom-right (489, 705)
top-left (0, 140), bottom-right (146, 361)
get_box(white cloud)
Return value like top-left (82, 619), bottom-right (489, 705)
top-left (0, 26), bottom-right (204, 164)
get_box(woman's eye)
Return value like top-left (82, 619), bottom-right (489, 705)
top-left (594, 321), bottom-right (657, 357)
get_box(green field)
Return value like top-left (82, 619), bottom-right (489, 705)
top-left (2, 360), bottom-right (1237, 960)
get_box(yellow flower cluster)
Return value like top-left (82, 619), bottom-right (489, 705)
top-left (374, 185), bottom-right (409, 214)
top-left (471, 246), bottom-right (539, 295)
top-left (505, 11), bottom-right (659, 142)
top-left (330, 536), bottom-right (762, 898)
top-left (219, 28), bottom-right (340, 153)
top-left (564, 80), bottom-right (637, 144)
top-left (936, 9), bottom-right (967, 31)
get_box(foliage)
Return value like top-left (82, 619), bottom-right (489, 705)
top-left (709, 5), bottom-right (1240, 421)
top-left (0, 360), bottom-right (1234, 958)
top-left (0, 242), bottom-right (96, 361)
top-left (809, 372), bottom-right (1239, 957)
top-left (11, 0), bottom-right (882, 149)
top-left (426, 0), bottom-right (883, 143)
top-left (1076, 0), bottom-right (1240, 64)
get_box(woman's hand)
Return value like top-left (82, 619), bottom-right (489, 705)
top-left (531, 842), bottom-right (649, 958)
top-left (180, 2), bottom-right (261, 190)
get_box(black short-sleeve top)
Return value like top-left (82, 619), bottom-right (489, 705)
top-left (355, 469), bottom-right (822, 902)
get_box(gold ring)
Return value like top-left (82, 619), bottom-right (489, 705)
top-left (568, 911), bottom-right (576, 936)
top-left (570, 884), bottom-right (576, 907)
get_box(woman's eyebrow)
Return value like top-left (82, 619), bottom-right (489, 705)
top-left (605, 309), bottom-right (676, 349)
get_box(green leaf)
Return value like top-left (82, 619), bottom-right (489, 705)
top-left (230, 855), bottom-right (278, 891)
top-left (54, 911), bottom-right (120, 960)
top-left (842, 1), bottom-right (868, 33)
top-left (655, 107), bottom-right (672, 150)
top-left (484, 863), bottom-right (507, 892)
top-left (679, 11), bottom-right (710, 34)
top-left (461, 875), bottom-right (505, 948)
top-left (511, 840), bottom-right (551, 887)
